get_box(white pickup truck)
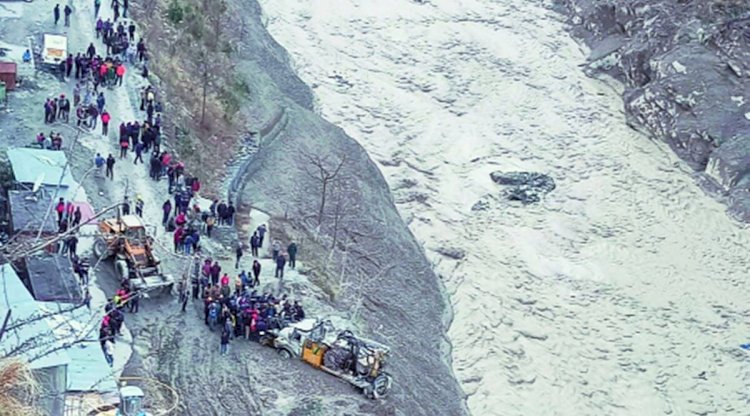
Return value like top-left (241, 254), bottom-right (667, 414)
top-left (41, 34), bottom-right (67, 68)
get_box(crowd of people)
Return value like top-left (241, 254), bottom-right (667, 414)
top-left (44, 0), bottom-right (311, 363)
top-left (191, 252), bottom-right (306, 354)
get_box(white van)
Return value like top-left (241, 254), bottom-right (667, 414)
top-left (41, 34), bottom-right (67, 68)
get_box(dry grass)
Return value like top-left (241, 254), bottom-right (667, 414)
top-left (129, 0), bottom-right (247, 193)
top-left (0, 358), bottom-right (42, 416)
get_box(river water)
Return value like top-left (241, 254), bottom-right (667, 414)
top-left (257, 0), bottom-right (750, 414)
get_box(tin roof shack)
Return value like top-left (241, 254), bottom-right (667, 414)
top-left (23, 255), bottom-right (82, 304)
top-left (8, 190), bottom-right (60, 253)
top-left (0, 263), bottom-right (119, 415)
top-left (0, 264), bottom-right (69, 416)
top-left (0, 61), bottom-right (18, 91)
top-left (7, 148), bottom-right (75, 190)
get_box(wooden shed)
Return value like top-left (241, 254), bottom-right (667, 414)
top-left (0, 61), bottom-right (17, 91)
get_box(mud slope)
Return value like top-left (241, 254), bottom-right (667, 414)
top-left (230, 0), bottom-right (468, 414)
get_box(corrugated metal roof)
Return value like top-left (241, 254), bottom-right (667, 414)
top-left (0, 264), bottom-right (117, 393)
top-left (7, 190), bottom-right (59, 234)
top-left (7, 148), bottom-right (75, 187)
top-left (51, 308), bottom-right (118, 393)
top-left (26, 255), bottom-right (82, 304)
top-left (0, 264), bottom-right (70, 370)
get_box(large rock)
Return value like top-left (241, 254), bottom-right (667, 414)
top-left (557, 0), bottom-right (750, 219)
top-left (490, 171), bottom-right (556, 204)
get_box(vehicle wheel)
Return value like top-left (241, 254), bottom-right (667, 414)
top-left (93, 239), bottom-right (107, 259)
top-left (277, 348), bottom-right (292, 359)
top-left (370, 373), bottom-right (392, 399)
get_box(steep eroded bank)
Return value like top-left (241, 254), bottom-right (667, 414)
top-left (557, 0), bottom-right (750, 220)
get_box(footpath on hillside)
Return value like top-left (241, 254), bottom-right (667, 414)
top-left (0, 0), bottom-right (377, 413)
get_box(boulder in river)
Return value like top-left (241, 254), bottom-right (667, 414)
top-left (490, 171), bottom-right (556, 204)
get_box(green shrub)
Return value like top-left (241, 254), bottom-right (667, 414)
top-left (166, 0), bottom-right (184, 25)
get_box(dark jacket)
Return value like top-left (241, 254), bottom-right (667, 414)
top-left (275, 256), bottom-right (286, 268)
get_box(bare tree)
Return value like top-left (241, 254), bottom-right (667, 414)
top-left (303, 152), bottom-right (347, 226)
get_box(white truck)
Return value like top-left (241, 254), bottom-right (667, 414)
top-left (41, 34), bottom-right (67, 68)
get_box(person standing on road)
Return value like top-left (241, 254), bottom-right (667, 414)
top-left (119, 135), bottom-right (129, 159)
top-left (226, 202), bottom-right (236, 226)
top-left (64, 4), bottom-right (72, 26)
top-left (235, 244), bottom-right (243, 269)
top-left (128, 21), bottom-right (136, 42)
top-left (287, 241), bottom-right (298, 269)
top-left (128, 291), bottom-right (139, 313)
top-left (83, 288), bottom-right (92, 310)
top-left (95, 153), bottom-right (105, 176)
top-left (53, 4), bottom-right (60, 25)
top-left (55, 198), bottom-right (65, 225)
top-left (220, 329), bottom-right (230, 355)
top-left (115, 63), bottom-right (125, 86)
top-left (96, 92), bottom-right (105, 113)
top-left (271, 240), bottom-right (281, 262)
top-left (94, 0), bottom-right (101, 16)
top-left (135, 196), bottom-right (144, 217)
top-left (122, 0), bottom-right (128, 18)
top-left (104, 339), bottom-right (114, 367)
top-left (87, 42), bottom-right (96, 59)
top-left (252, 260), bottom-right (261, 286)
top-left (205, 214), bottom-right (215, 238)
top-left (105, 153), bottom-right (115, 179)
top-left (275, 253), bottom-right (286, 279)
top-left (249, 232), bottom-right (259, 257)
top-left (257, 224), bottom-right (267, 247)
top-left (101, 110), bottom-right (111, 136)
top-left (65, 54), bottom-right (73, 78)
top-left (161, 199), bottom-right (171, 226)
top-left (210, 261), bottom-right (221, 286)
top-left (121, 196), bottom-right (131, 215)
top-left (58, 94), bottom-right (70, 122)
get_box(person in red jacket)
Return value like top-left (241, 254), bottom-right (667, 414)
top-left (119, 136), bottom-right (129, 159)
top-left (101, 111), bottom-right (111, 136)
top-left (115, 63), bottom-right (125, 86)
top-left (55, 198), bottom-right (65, 225)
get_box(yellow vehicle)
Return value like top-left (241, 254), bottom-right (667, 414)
top-left (93, 215), bottom-right (173, 294)
top-left (271, 319), bottom-right (393, 399)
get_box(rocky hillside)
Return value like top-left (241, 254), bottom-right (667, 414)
top-left (556, 0), bottom-right (750, 220)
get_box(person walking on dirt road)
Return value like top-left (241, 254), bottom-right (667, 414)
top-left (252, 260), bottom-right (261, 286)
top-left (287, 241), bottom-right (298, 269)
top-left (64, 5), bottom-right (72, 26)
top-left (257, 224), bottom-right (267, 247)
top-left (94, 0), bottom-right (101, 16)
top-left (249, 232), bottom-right (259, 257)
top-left (105, 153), bottom-right (115, 179)
top-left (101, 110), bottom-right (111, 136)
top-left (275, 253), bottom-right (287, 279)
top-left (220, 329), bottom-right (230, 355)
top-left (161, 199), bottom-right (171, 227)
top-left (235, 244), bottom-right (243, 269)
top-left (53, 4), bottom-right (60, 25)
